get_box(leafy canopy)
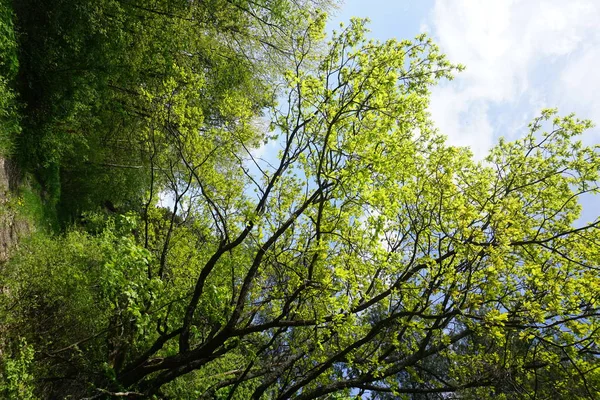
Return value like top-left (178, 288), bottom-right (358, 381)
top-left (1, 3), bottom-right (599, 400)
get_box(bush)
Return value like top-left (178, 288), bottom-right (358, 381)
top-left (0, 214), bottom-right (158, 397)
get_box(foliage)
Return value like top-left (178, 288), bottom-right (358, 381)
top-left (12, 0), bottom-right (306, 220)
top-left (0, 338), bottom-right (37, 399)
top-left (0, 214), bottom-right (158, 397)
top-left (1, 1), bottom-right (599, 399)
top-left (0, 0), bottom-right (20, 155)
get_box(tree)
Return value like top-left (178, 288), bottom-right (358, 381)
top-left (2, 9), bottom-right (600, 400)
top-left (0, 0), bottom-right (20, 155)
top-left (11, 0), bottom-right (320, 220)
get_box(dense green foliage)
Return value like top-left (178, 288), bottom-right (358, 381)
top-left (0, 0), bottom-right (20, 155)
top-left (1, 1), bottom-right (599, 399)
top-left (12, 0), bottom-right (288, 220)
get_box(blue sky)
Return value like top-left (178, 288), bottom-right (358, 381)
top-left (329, 0), bottom-right (600, 158)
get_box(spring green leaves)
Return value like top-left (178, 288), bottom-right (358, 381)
top-left (1, 2), bottom-right (599, 398)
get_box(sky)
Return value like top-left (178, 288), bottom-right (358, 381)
top-left (329, 0), bottom-right (600, 159)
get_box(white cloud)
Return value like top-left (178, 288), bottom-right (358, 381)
top-left (428, 87), bottom-right (493, 158)
top-left (558, 47), bottom-right (600, 142)
top-left (426, 0), bottom-right (600, 157)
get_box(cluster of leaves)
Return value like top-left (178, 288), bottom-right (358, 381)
top-left (0, 338), bottom-right (36, 399)
top-left (1, 1), bottom-right (599, 399)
